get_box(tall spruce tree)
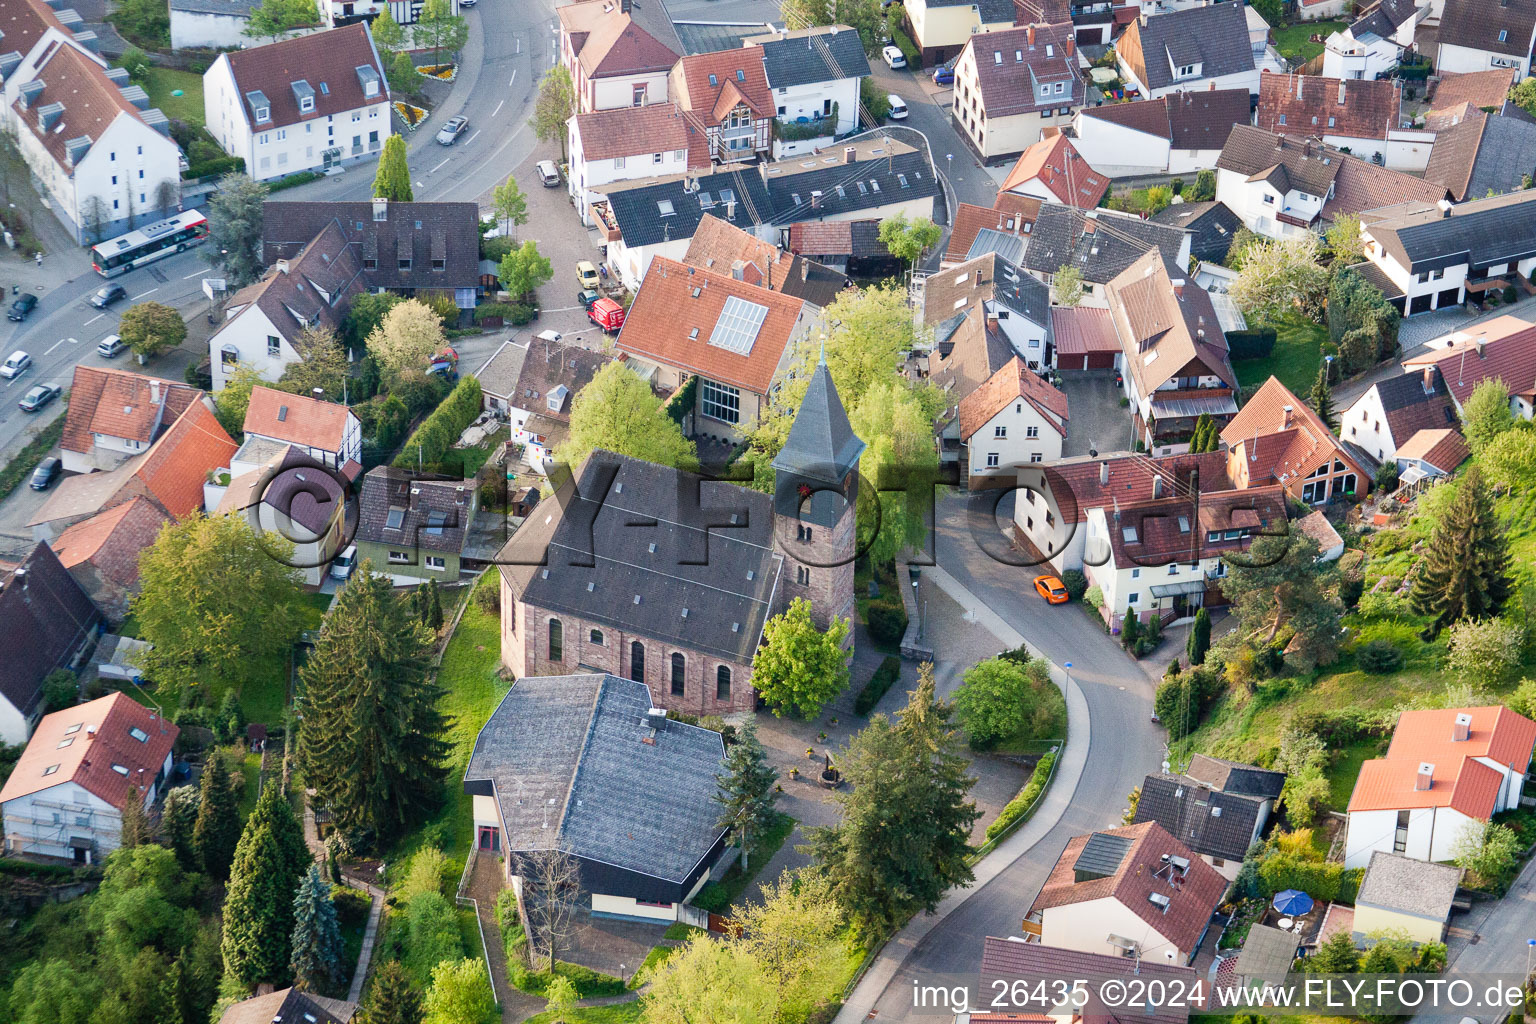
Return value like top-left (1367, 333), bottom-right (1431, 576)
top-left (360, 961), bottom-right (423, 1024)
top-left (299, 562), bottom-right (448, 834)
top-left (805, 664), bottom-right (980, 938)
top-left (426, 580), bottom-right (444, 630)
top-left (1309, 363), bottom-right (1339, 433)
top-left (222, 814), bottom-right (301, 987)
top-left (192, 753), bottom-right (240, 880)
top-left (373, 135), bottom-right (413, 201)
top-left (1187, 607), bottom-right (1212, 666)
top-left (244, 778), bottom-right (310, 883)
top-left (714, 723), bottom-right (779, 870)
top-left (162, 785), bottom-right (200, 872)
top-left (291, 865), bottom-right (346, 991)
top-left (1410, 465), bottom-right (1513, 629)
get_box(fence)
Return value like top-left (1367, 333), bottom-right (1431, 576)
top-left (967, 743), bottom-right (1065, 862)
top-left (454, 849), bottom-right (500, 1007)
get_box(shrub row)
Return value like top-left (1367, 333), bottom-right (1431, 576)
top-left (182, 155), bottom-right (244, 181)
top-left (854, 656), bottom-right (902, 716)
top-left (507, 957), bottom-right (625, 998)
top-left (1256, 851), bottom-right (1363, 904)
top-left (867, 599), bottom-right (908, 647)
top-left (393, 375), bottom-right (484, 469)
top-left (472, 302), bottom-right (536, 326)
top-left (984, 750), bottom-right (1057, 841)
top-left (0, 858), bottom-right (83, 879)
top-left (0, 411), bottom-right (67, 502)
top-left (268, 171), bottom-right (322, 193)
top-left (1227, 327), bottom-right (1278, 361)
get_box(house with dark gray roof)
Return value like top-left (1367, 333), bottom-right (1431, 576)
top-left (464, 673), bottom-right (727, 922)
top-left (750, 25), bottom-right (870, 139)
top-left (1435, 0), bottom-right (1536, 78)
top-left (0, 543), bottom-right (102, 745)
top-left (1341, 363), bottom-right (1461, 463)
top-left (1115, 2), bottom-right (1259, 100)
top-left (1019, 205), bottom-right (1193, 300)
top-left (1322, 0), bottom-right (1424, 81)
top-left (1151, 201), bottom-right (1245, 266)
top-left (354, 467), bottom-right (476, 585)
top-left (1423, 112), bottom-right (1536, 201)
top-left (763, 133), bottom-right (938, 225)
top-left (1185, 753), bottom-right (1286, 798)
top-left (1134, 757), bottom-right (1284, 879)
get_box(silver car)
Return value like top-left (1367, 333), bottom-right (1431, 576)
top-left (435, 115), bottom-right (468, 145)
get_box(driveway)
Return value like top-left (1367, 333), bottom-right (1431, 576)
top-left (1057, 369), bottom-right (1131, 458)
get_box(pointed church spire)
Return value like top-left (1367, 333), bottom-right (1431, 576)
top-left (772, 357), bottom-right (865, 487)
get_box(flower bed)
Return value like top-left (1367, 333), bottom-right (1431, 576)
top-left (416, 63), bottom-right (457, 81)
top-left (393, 101), bottom-right (428, 130)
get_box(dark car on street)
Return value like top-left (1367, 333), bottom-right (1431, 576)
top-left (90, 283), bottom-right (127, 308)
top-left (578, 288), bottom-right (601, 310)
top-left (8, 293), bottom-right (37, 321)
top-left (30, 457), bottom-right (61, 490)
top-left (19, 381), bottom-right (61, 412)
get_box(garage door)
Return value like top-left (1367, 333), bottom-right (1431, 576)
top-left (1085, 351), bottom-right (1117, 370)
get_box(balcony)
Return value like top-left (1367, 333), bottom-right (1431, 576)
top-left (1276, 209), bottom-right (1317, 229)
top-left (590, 200), bottom-right (622, 244)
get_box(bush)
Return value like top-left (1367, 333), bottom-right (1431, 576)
top-left (1373, 461), bottom-right (1399, 492)
top-left (402, 891), bottom-right (464, 985)
top-left (985, 751), bottom-right (1056, 840)
top-left (474, 582), bottom-right (500, 615)
top-left (182, 155), bottom-right (245, 181)
top-left (481, 236), bottom-right (515, 263)
top-left (1356, 639), bottom-right (1404, 674)
top-left (473, 302), bottom-right (517, 324)
top-left (394, 375), bottom-right (484, 469)
top-left (1256, 850), bottom-right (1358, 902)
top-left (0, 413), bottom-right (68, 503)
top-left (1059, 569), bottom-right (1087, 601)
top-left (268, 171), bottom-right (322, 193)
top-left (507, 303), bottom-right (537, 326)
top-left (890, 26), bottom-right (920, 68)
top-left (399, 847), bottom-right (448, 902)
top-left (507, 959), bottom-right (625, 999)
top-left (866, 599), bottom-right (908, 647)
top-left (854, 656), bottom-right (902, 716)
top-left (1226, 327), bottom-right (1278, 361)
top-left (1170, 177), bottom-right (1184, 196)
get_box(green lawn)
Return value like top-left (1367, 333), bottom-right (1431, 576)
top-left (457, 426), bottom-right (508, 476)
top-left (1234, 318), bottom-right (1327, 397)
top-left (691, 812), bottom-right (797, 913)
top-left (235, 748), bottom-right (263, 817)
top-left (239, 591), bottom-right (334, 726)
top-left (1270, 21), bottom-right (1346, 63)
top-left (140, 68), bottom-right (205, 127)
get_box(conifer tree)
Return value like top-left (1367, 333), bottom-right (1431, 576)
top-left (373, 135), bottom-right (413, 202)
top-left (714, 723), bottom-right (778, 869)
top-left (222, 815), bottom-right (302, 987)
top-left (360, 961), bottom-right (424, 1024)
top-left (162, 785), bottom-right (200, 872)
top-left (192, 753), bottom-right (240, 880)
top-left (299, 562), bottom-right (448, 834)
top-left (119, 785), bottom-right (153, 848)
top-left (1188, 413), bottom-right (1213, 453)
top-left (1410, 465), bottom-right (1513, 630)
top-left (291, 865), bottom-right (346, 991)
top-left (426, 580), bottom-right (444, 630)
top-left (1309, 363), bottom-right (1339, 433)
top-left (155, 956), bottom-right (187, 1024)
top-left (1187, 607), bottom-right (1212, 666)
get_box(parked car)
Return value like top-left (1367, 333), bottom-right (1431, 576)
top-left (330, 544), bottom-right (358, 581)
top-left (536, 329), bottom-right (563, 344)
top-left (97, 334), bottom-right (127, 358)
top-left (887, 94), bottom-right (908, 119)
top-left (576, 260), bottom-right (601, 290)
top-left (435, 115), bottom-right (469, 145)
top-left (30, 456), bottom-right (61, 491)
top-left (19, 381), bottom-right (61, 413)
top-left (0, 350), bottom-right (31, 378)
top-left (1033, 574), bottom-right (1069, 604)
top-left (577, 288), bottom-right (601, 310)
top-left (90, 283), bottom-right (127, 309)
top-left (588, 297), bottom-right (626, 333)
top-left (881, 45), bottom-right (907, 69)
top-left (8, 293), bottom-right (37, 321)
top-left (932, 64), bottom-right (954, 85)
top-left (537, 160), bottom-right (561, 187)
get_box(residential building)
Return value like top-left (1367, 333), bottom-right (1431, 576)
top-left (1024, 821), bottom-right (1227, 963)
top-left (931, 307), bottom-right (1018, 460)
top-left (58, 367), bottom-right (207, 475)
top-left (1071, 88), bottom-right (1251, 177)
top-left (997, 134), bottom-right (1109, 210)
top-left (1116, 3), bottom-right (1259, 100)
top-left (0, 692), bottom-right (176, 863)
top-left (1051, 305), bottom-right (1120, 371)
top-left (1402, 315), bottom-right (1536, 419)
top-left (1435, 0), bottom-right (1536, 77)
top-left (920, 252), bottom-right (1052, 366)
top-left (681, 211), bottom-right (849, 311)
top-left (51, 496), bottom-right (170, 620)
top-left (239, 386), bottom-right (364, 479)
top-left (217, 989), bottom-right (355, 1024)
top-left (506, 336), bottom-right (616, 471)
top-left (566, 103), bottom-right (693, 225)
top-left (1106, 251), bottom-right (1238, 451)
top-left (670, 48), bottom-right (774, 166)
top-left (29, 402), bottom-right (238, 541)
top-left (900, 0), bottom-right (1018, 67)
top-left (1340, 365), bottom-right (1461, 462)
top-left (1393, 427), bottom-right (1470, 486)
top-left (473, 337), bottom-right (532, 418)
top-left (1422, 69), bottom-right (1519, 130)
top-left (942, 195), bottom-right (1042, 266)
top-left (0, 543), bottom-right (102, 744)
top-left (1352, 851), bottom-right (1463, 945)
top-left (464, 673), bottom-right (727, 921)
top-left (749, 24), bottom-right (869, 148)
top-left (1220, 376), bottom-right (1372, 505)
top-left (1018, 205), bottom-right (1193, 309)
top-left (1358, 192), bottom-right (1536, 314)
top-left (1344, 705), bottom-right (1536, 868)
top-left (4, 31), bottom-right (183, 245)
top-left (354, 467), bottom-right (475, 585)
top-left (203, 23), bottom-right (390, 182)
top-left (558, 0), bottom-right (683, 113)
top-left (497, 366), bottom-right (861, 713)
top-left (317, 0), bottom-right (458, 27)
top-left (1256, 74), bottom-right (1409, 169)
top-left (216, 446), bottom-right (349, 586)
top-left (260, 198), bottom-right (481, 308)
top-left (1133, 753), bottom-right (1286, 879)
top-left (1295, 508), bottom-right (1345, 560)
top-left (785, 218), bottom-right (899, 277)
top-left (1149, 200), bottom-right (1245, 266)
top-left (958, 356), bottom-right (1069, 487)
top-left (616, 256), bottom-right (812, 442)
top-left (972, 936), bottom-right (1198, 1024)
top-left (1322, 0), bottom-right (1424, 81)
top-left (761, 133), bottom-right (939, 227)
top-left (951, 23), bottom-right (1082, 162)
top-left (1423, 111), bottom-right (1536, 200)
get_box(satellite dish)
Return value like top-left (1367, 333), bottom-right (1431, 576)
top-left (1161, 760), bottom-right (1171, 772)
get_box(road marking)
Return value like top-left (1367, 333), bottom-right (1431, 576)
top-left (183, 269), bottom-right (206, 280)
top-left (44, 338), bottom-right (66, 354)
top-left (83, 313), bottom-right (104, 326)
top-left (509, 69), bottom-right (517, 87)
top-left (466, 130), bottom-right (480, 145)
top-left (429, 158), bottom-right (450, 173)
top-left (515, 37), bottom-right (520, 54)
top-left (544, 305), bottom-right (583, 313)
top-left (493, 99), bottom-right (504, 117)
top-left (130, 287), bottom-right (158, 300)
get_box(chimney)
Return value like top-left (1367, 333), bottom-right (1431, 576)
top-left (620, 0), bottom-right (631, 12)
top-left (1027, 25), bottom-right (1036, 46)
top-left (1474, 339), bottom-right (1486, 357)
top-left (1139, 9), bottom-right (1148, 26)
top-left (1296, 75), bottom-right (1303, 101)
top-left (1337, 80), bottom-right (1346, 105)
top-left (1453, 712), bottom-right (1472, 742)
top-left (1100, 460), bottom-right (1110, 485)
top-left (974, 267), bottom-right (982, 287)
top-left (312, 387), bottom-right (324, 400)
top-left (1282, 404), bottom-right (1293, 427)
top-left (1153, 476), bottom-right (1164, 498)
top-left (725, 199), bottom-right (736, 220)
top-left (455, 486), bottom-right (466, 506)
top-left (1438, 198), bottom-right (1453, 218)
top-left (844, 145), bottom-right (857, 164)
top-left (1065, 38), bottom-right (1074, 57)
top-left (275, 258), bottom-right (290, 274)
top-left (1415, 762), bottom-right (1434, 791)
top-left (1423, 366), bottom-right (1435, 394)
top-left (801, 260), bottom-right (809, 282)
top-left (987, 312), bottom-right (999, 333)
top-left (150, 380), bottom-right (161, 404)
top-left (731, 259), bottom-right (745, 281)
top-left (1303, 139), bottom-right (1312, 157)
top-left (810, 191), bottom-right (821, 209)
top-left (1172, 278), bottom-right (1184, 298)
top-left (1208, 80), bottom-right (1215, 91)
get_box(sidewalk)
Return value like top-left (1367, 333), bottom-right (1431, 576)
top-left (834, 562), bottom-right (1092, 1024)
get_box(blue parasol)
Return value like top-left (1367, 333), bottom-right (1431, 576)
top-left (1272, 889), bottom-right (1314, 916)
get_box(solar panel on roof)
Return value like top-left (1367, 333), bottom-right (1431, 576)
top-left (708, 295), bottom-right (770, 355)
top-left (1073, 831), bottom-right (1133, 882)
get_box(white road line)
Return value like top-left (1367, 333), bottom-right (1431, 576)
top-left (466, 130), bottom-right (481, 145)
top-left (515, 38), bottom-right (520, 54)
top-left (509, 69), bottom-right (517, 87)
top-left (44, 338), bottom-right (66, 355)
top-left (429, 158), bottom-right (450, 173)
top-left (544, 305), bottom-right (583, 313)
top-left (130, 287), bottom-right (158, 300)
top-left (83, 313), bottom-right (104, 326)
top-left (493, 99), bottom-right (504, 117)
top-left (183, 269), bottom-right (206, 279)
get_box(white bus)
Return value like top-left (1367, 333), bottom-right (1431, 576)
top-left (90, 210), bottom-right (210, 277)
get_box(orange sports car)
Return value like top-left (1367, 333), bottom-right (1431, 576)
top-left (1033, 574), bottom-right (1069, 604)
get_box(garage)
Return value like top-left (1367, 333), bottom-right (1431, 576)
top-left (1051, 306), bottom-right (1119, 371)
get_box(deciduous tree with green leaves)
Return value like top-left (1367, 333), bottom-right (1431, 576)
top-left (422, 958), bottom-right (496, 1024)
top-left (1051, 264), bottom-right (1084, 306)
top-left (530, 66), bottom-right (576, 161)
top-left (555, 360), bottom-right (698, 470)
top-left (278, 324), bottom-right (351, 400)
top-left (1453, 821), bottom-right (1522, 887)
top-left (497, 239), bottom-right (554, 299)
top-left (1230, 233), bottom-right (1329, 322)
top-left (1510, 76), bottom-right (1536, 118)
top-left (245, 0), bottom-right (319, 40)
top-left (491, 174), bottom-right (529, 238)
top-left (118, 785), bottom-right (152, 849)
top-left (417, 0), bottom-right (468, 65)
top-left (878, 212), bottom-right (942, 268)
top-left (1479, 427), bottom-right (1536, 489)
top-left (752, 597), bottom-right (851, 718)
top-left (714, 723), bottom-right (779, 868)
top-left (373, 135), bottom-right (414, 201)
top-left (1328, 265), bottom-right (1399, 373)
top-left (344, 292), bottom-right (403, 349)
top-left (206, 172), bottom-right (269, 288)
top-left (1460, 377), bottom-right (1515, 454)
top-left (1323, 213), bottom-right (1366, 265)
top-left (214, 363), bottom-right (267, 436)
top-left (366, 298), bottom-right (445, 382)
top-left (1410, 465), bottom-right (1512, 630)
top-left (369, 4), bottom-right (404, 49)
top-left (952, 656), bottom-right (1037, 747)
top-left (118, 301), bottom-right (187, 361)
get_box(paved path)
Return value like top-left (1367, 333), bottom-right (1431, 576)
top-left (345, 881), bottom-right (387, 1004)
top-left (464, 851), bottom-right (546, 1024)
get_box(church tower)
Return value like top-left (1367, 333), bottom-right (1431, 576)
top-left (771, 352), bottom-right (864, 636)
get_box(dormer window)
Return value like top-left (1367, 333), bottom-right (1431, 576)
top-left (257, 106), bottom-right (269, 121)
top-left (300, 97), bottom-right (313, 113)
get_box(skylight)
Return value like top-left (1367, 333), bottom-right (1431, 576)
top-left (112, 764), bottom-right (129, 776)
top-left (129, 726), bottom-right (148, 742)
top-left (425, 511), bottom-right (447, 535)
top-left (657, 199), bottom-right (675, 217)
top-left (385, 507), bottom-right (405, 530)
top-left (708, 295), bottom-right (771, 355)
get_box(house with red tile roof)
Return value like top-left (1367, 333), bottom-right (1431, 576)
top-left (59, 366), bottom-right (208, 475)
top-left (1025, 821), bottom-right (1227, 964)
top-left (0, 692), bottom-right (178, 864)
top-left (999, 134), bottom-right (1109, 210)
top-left (942, 195), bottom-right (1041, 266)
top-left (1256, 74), bottom-right (1406, 168)
top-left (236, 385), bottom-right (363, 481)
top-left (1402, 315), bottom-right (1536, 420)
top-left (4, 24), bottom-right (184, 244)
top-left (1220, 376), bottom-right (1372, 505)
top-left (957, 356), bottom-right (1068, 487)
top-left (558, 0), bottom-right (683, 114)
top-left (1072, 89), bottom-right (1251, 177)
top-left (0, 543), bottom-right (102, 745)
top-left (1393, 427), bottom-right (1470, 485)
top-left (669, 49), bottom-right (773, 166)
top-left (1345, 705), bottom-right (1536, 868)
top-left (203, 22), bottom-right (390, 182)
top-left (51, 495), bottom-right (171, 619)
top-left (567, 103), bottom-right (694, 225)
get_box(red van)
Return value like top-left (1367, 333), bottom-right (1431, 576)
top-left (588, 297), bottom-right (626, 333)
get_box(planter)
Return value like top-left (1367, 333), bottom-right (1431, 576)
top-left (393, 102), bottom-right (428, 130)
top-left (416, 63), bottom-right (458, 81)
top-left (818, 768), bottom-right (842, 789)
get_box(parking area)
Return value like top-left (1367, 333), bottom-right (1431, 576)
top-left (1057, 369), bottom-right (1133, 458)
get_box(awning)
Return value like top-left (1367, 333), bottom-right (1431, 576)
top-left (1152, 395), bottom-right (1240, 418)
top-left (1150, 579), bottom-right (1208, 598)
top-left (69, 836), bottom-right (93, 850)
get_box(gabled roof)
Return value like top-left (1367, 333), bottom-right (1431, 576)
top-left (602, 165), bottom-right (772, 249)
top-left (1436, 0), bottom-right (1536, 57)
top-left (13, 42), bottom-right (162, 172)
top-left (1185, 753), bottom-right (1287, 798)
top-left (1103, 484), bottom-right (1287, 565)
top-left (754, 25), bottom-right (870, 89)
top-left (1021, 205), bottom-right (1190, 285)
top-left (559, 0), bottom-right (682, 75)
top-left (1134, 772), bottom-right (1269, 861)
top-left (1217, 125), bottom-right (1344, 198)
top-left (465, 674), bottom-right (725, 882)
top-left (1323, 151), bottom-right (1450, 220)
top-left (1348, 0), bottom-right (1419, 39)
top-left (497, 451), bottom-right (782, 664)
top-left (1029, 821), bottom-right (1228, 954)
top-left (958, 356), bottom-right (1069, 441)
top-left (1258, 73), bottom-right (1398, 142)
top-left (0, 0), bottom-right (73, 61)
top-left (217, 989), bottom-right (355, 1024)
top-left (964, 22), bottom-right (1082, 119)
top-left (944, 196), bottom-right (1041, 263)
top-left (1118, 2), bottom-right (1255, 92)
top-left (672, 47), bottom-right (772, 120)
top-left (924, 252), bottom-right (997, 329)
top-left (1107, 250), bottom-right (1235, 396)
top-left (763, 135), bottom-right (938, 224)
top-left (1358, 366), bottom-right (1460, 446)
top-left (1426, 69), bottom-right (1518, 130)
top-left (1393, 427), bottom-right (1469, 472)
top-left (1349, 705), bottom-right (1536, 818)
top-left (213, 220), bottom-right (362, 349)
top-left (1220, 376), bottom-right (1358, 485)
top-left (0, 692), bottom-right (176, 809)
top-left (932, 307), bottom-right (1016, 400)
top-left (52, 494), bottom-right (171, 588)
top-left (682, 213), bottom-right (848, 308)
top-left (355, 467), bottom-right (471, 554)
top-left (223, 23), bottom-right (386, 129)
top-left (1364, 190), bottom-right (1536, 271)
top-left (1030, 450), bottom-right (1233, 525)
top-left (473, 338), bottom-right (531, 402)
top-left (1150, 200), bottom-right (1244, 265)
top-left (243, 385), bottom-right (356, 454)
top-left (1356, 851), bottom-right (1462, 920)
top-left (135, 402), bottom-right (240, 516)
top-left (978, 937), bottom-right (1196, 1024)
top-left (1000, 134), bottom-right (1108, 209)
top-left (510, 337), bottom-right (616, 424)
top-left (218, 445), bottom-right (347, 536)
top-left (571, 102), bottom-right (690, 163)
top-left (1423, 112), bottom-right (1536, 200)
top-left (261, 199), bottom-right (480, 294)
top-left (1080, 89), bottom-right (1249, 152)
top-left (61, 366), bottom-right (201, 455)
top-left (617, 256), bottom-right (803, 395)
top-left (0, 543), bottom-right (101, 722)
top-left (1402, 314), bottom-right (1536, 406)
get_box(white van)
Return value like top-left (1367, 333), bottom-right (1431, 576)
top-left (887, 94), bottom-right (908, 120)
top-left (329, 544), bottom-right (357, 581)
top-left (536, 160), bottom-right (561, 187)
